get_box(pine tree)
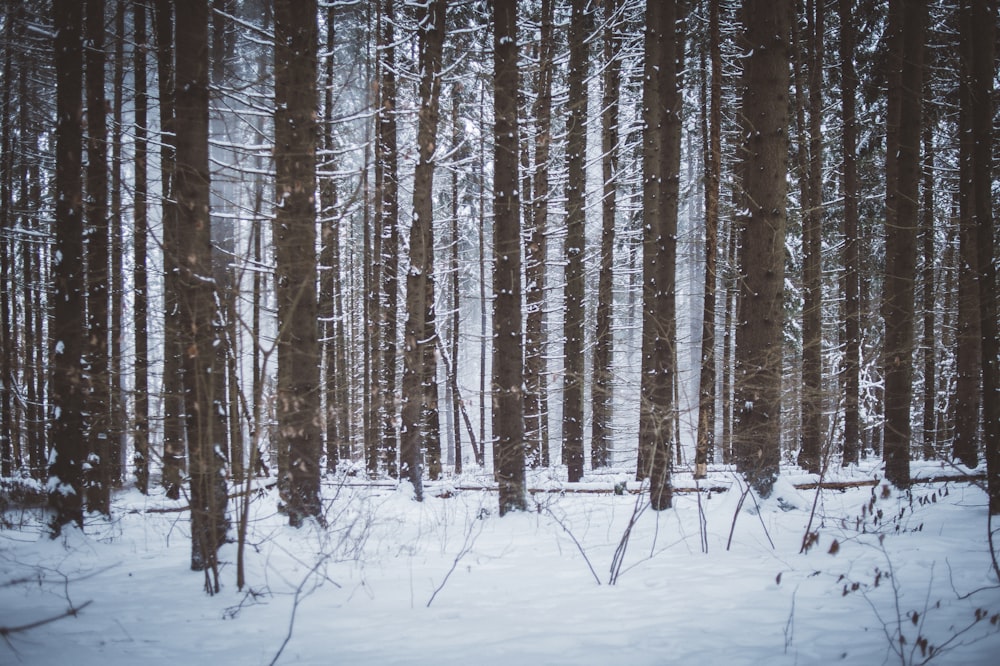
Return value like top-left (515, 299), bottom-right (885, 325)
top-left (274, 0), bottom-right (322, 525)
top-left (493, 0), bottom-right (526, 515)
top-left (49, 0), bottom-right (86, 532)
top-left (733, 0), bottom-right (792, 498)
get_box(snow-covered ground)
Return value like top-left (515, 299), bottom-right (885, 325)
top-left (2, 462), bottom-right (999, 665)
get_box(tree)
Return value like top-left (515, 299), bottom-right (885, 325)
top-left (840, 0), bottom-right (861, 467)
top-left (733, 0), bottom-right (791, 498)
top-left (154, 0), bottom-right (186, 499)
top-left (562, 0), bottom-right (589, 484)
top-left (524, 0), bottom-right (554, 468)
top-left (591, 0), bottom-right (621, 472)
top-left (49, 0), bottom-right (86, 532)
top-left (375, 0), bottom-right (399, 479)
top-left (274, 0), bottom-right (322, 525)
top-left (175, 0), bottom-right (228, 579)
top-left (695, 0), bottom-right (722, 480)
top-left (881, 0), bottom-right (926, 489)
top-left (965, 0), bottom-right (999, 513)
top-left (797, 0), bottom-right (825, 475)
top-left (84, 0), bottom-right (111, 515)
top-left (952, 0), bottom-right (981, 469)
top-left (637, 0), bottom-right (681, 511)
top-left (401, 0), bottom-right (447, 497)
top-left (133, 0), bottom-right (150, 494)
top-left (493, 0), bottom-right (526, 515)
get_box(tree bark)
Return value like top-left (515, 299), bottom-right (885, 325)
top-left (133, 0), bottom-right (150, 494)
top-left (562, 0), bottom-right (589, 483)
top-left (966, 0), bottom-right (999, 513)
top-left (733, 0), bottom-right (791, 498)
top-left (882, 0), bottom-right (926, 489)
top-left (49, 0), bottom-right (86, 531)
top-left (695, 0), bottom-right (722, 480)
top-left (175, 0), bottom-right (228, 576)
top-left (401, 0), bottom-right (446, 497)
top-left (274, 0), bottom-right (322, 525)
top-left (524, 0), bottom-right (554, 469)
top-left (154, 0), bottom-right (186, 500)
top-left (493, 0), bottom-right (526, 515)
top-left (638, 0), bottom-right (681, 511)
top-left (840, 0), bottom-right (861, 467)
top-left (591, 0), bottom-right (620, 471)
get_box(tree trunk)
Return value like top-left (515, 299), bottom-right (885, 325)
top-left (562, 0), bottom-right (589, 484)
top-left (493, 0), bottom-right (526, 515)
top-left (798, 0), bottom-right (824, 475)
top-left (49, 0), bottom-right (86, 531)
top-left (133, 0), bottom-right (150, 494)
top-left (175, 0), bottom-right (228, 579)
top-left (882, 0), bottom-right (926, 489)
top-left (274, 0), bottom-right (322, 525)
top-left (638, 0), bottom-right (681, 511)
top-left (920, 124), bottom-right (936, 460)
top-left (401, 0), bottom-right (446, 497)
top-left (376, 0), bottom-right (398, 479)
top-left (524, 0), bottom-right (554, 469)
top-left (967, 0), bottom-right (998, 514)
top-left (733, 0), bottom-right (791, 498)
top-left (84, 0), bottom-right (111, 515)
top-left (110, 0), bottom-right (126, 487)
top-left (591, 0), bottom-right (620, 472)
top-left (154, 0), bottom-right (186, 500)
top-left (953, 1), bottom-right (981, 469)
top-left (840, 0), bottom-right (861, 467)
top-left (695, 0), bottom-right (722, 479)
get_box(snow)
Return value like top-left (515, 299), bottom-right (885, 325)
top-left (2, 463), bottom-right (998, 665)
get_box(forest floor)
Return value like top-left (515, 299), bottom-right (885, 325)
top-left (1, 460), bottom-right (999, 665)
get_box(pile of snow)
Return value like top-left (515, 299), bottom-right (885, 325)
top-left (1, 473), bottom-right (998, 665)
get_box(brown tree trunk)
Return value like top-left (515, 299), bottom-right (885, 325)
top-left (591, 0), bottom-right (620, 471)
top-left (920, 124), bottom-right (936, 460)
top-left (175, 0), bottom-right (228, 578)
top-left (133, 0), bottom-right (150, 494)
top-left (84, 0), bottom-right (111, 515)
top-left (523, 0), bottom-right (553, 469)
top-left (733, 0), bottom-right (792, 498)
top-left (967, 0), bottom-right (998, 513)
top-left (563, 0), bottom-right (589, 484)
top-left (274, 0), bottom-right (322, 525)
top-left (638, 0), bottom-right (681, 511)
top-left (401, 0), bottom-right (446, 496)
top-left (798, 0), bottom-right (825, 475)
top-left (953, 1), bottom-right (981, 469)
top-left (882, 0), bottom-right (926, 488)
top-left (154, 0), bottom-right (186, 500)
top-left (493, 0), bottom-right (527, 515)
top-left (840, 0), bottom-right (861, 467)
top-left (695, 0), bottom-right (722, 480)
top-left (49, 0), bottom-right (86, 531)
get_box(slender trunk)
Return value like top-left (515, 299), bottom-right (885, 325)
top-left (733, 0), bottom-right (791, 498)
top-left (133, 0), bottom-right (150, 492)
top-left (110, 0), bottom-right (126, 486)
top-left (695, 0), bottom-right (722, 479)
top-left (524, 0), bottom-right (553, 469)
top-left (563, 0), bottom-right (589, 483)
top-left (50, 0), bottom-right (86, 531)
top-left (591, 0), bottom-right (620, 471)
top-left (840, 0), bottom-right (861, 466)
top-left (493, 0), bottom-right (526, 514)
top-left (882, 0), bottom-right (926, 488)
top-left (401, 0), bottom-right (446, 495)
top-left (155, 0), bottom-right (186, 499)
top-left (274, 0), bottom-right (322, 525)
top-left (920, 125), bottom-right (936, 460)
